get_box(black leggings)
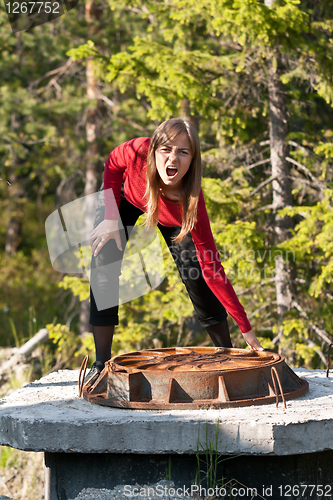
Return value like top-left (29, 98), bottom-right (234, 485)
top-left (89, 193), bottom-right (227, 328)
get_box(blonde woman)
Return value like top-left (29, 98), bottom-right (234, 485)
top-left (87, 118), bottom-right (263, 385)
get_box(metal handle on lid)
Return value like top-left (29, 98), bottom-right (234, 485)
top-left (78, 355), bottom-right (89, 398)
top-left (271, 366), bottom-right (287, 409)
top-left (326, 343), bottom-right (333, 378)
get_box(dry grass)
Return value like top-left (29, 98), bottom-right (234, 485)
top-left (0, 448), bottom-right (44, 500)
top-left (0, 348), bottom-right (45, 500)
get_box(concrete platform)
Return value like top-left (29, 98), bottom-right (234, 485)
top-left (1, 369), bottom-right (333, 500)
top-left (0, 368), bottom-right (332, 456)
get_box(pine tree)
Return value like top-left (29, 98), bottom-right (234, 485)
top-left (68, 0), bottom-right (333, 363)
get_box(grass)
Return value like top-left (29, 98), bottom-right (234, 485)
top-left (9, 318), bottom-right (20, 349)
top-left (0, 345), bottom-right (45, 500)
top-left (163, 423), bottom-right (265, 500)
top-left (195, 419), bottom-right (241, 495)
top-left (165, 455), bottom-right (172, 490)
top-left (0, 446), bottom-right (44, 500)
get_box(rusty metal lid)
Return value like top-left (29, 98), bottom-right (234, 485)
top-left (82, 347), bottom-right (309, 409)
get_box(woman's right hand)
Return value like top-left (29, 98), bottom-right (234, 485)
top-left (242, 329), bottom-right (264, 351)
top-left (90, 219), bottom-right (123, 256)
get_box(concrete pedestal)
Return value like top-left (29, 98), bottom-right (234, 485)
top-left (44, 450), bottom-right (333, 500)
top-left (0, 369), bottom-right (333, 500)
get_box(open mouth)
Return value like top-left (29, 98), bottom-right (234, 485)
top-left (166, 166), bottom-right (178, 178)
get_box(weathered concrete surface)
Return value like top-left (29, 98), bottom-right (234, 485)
top-left (0, 368), bottom-right (332, 456)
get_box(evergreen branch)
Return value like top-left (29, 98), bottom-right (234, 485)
top-left (288, 175), bottom-right (323, 192)
top-left (237, 278), bottom-right (275, 296)
top-left (249, 175), bottom-right (278, 196)
top-left (286, 156), bottom-right (326, 190)
top-left (35, 76), bottom-right (63, 97)
top-left (17, 137), bottom-right (49, 146)
top-left (94, 93), bottom-right (115, 108)
top-left (27, 57), bottom-right (74, 91)
top-left (120, 117), bottom-right (146, 132)
top-left (248, 301), bottom-right (276, 320)
top-left (288, 140), bottom-right (313, 155)
top-left (245, 158), bottom-right (271, 171)
top-left (66, 310), bottom-right (80, 329)
top-left (120, 4), bottom-right (155, 23)
top-left (240, 203), bottom-right (274, 222)
top-left (306, 339), bottom-right (326, 365)
top-left (272, 330), bottom-right (283, 345)
top-left (176, 317), bottom-right (185, 347)
top-left (296, 279), bottom-right (333, 304)
top-left (292, 301), bottom-right (333, 345)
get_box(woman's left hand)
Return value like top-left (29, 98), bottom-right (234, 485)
top-left (242, 329), bottom-right (264, 351)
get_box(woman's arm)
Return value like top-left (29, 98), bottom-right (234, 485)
top-left (192, 191), bottom-right (263, 350)
top-left (90, 139), bottom-right (133, 255)
top-left (103, 140), bottom-right (130, 220)
top-left (91, 137), bottom-right (150, 256)
top-left (90, 141), bottom-right (129, 256)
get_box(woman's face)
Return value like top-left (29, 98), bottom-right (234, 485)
top-left (155, 133), bottom-right (193, 191)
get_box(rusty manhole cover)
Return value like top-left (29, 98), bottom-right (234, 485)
top-left (81, 347), bottom-right (309, 409)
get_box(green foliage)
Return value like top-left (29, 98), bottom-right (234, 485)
top-left (68, 0), bottom-right (333, 146)
top-left (0, 249), bottom-right (64, 346)
top-left (0, 446), bottom-right (14, 469)
top-left (47, 323), bottom-right (76, 351)
top-left (278, 316), bottom-right (319, 368)
top-left (47, 322), bottom-right (95, 368)
top-left (281, 190), bottom-right (333, 298)
top-left (67, 39), bottom-right (104, 61)
top-left (0, 0), bottom-right (155, 352)
top-left (66, 0), bottom-right (333, 364)
top-left (59, 276), bottom-right (90, 302)
top-left (1, 0), bottom-right (333, 372)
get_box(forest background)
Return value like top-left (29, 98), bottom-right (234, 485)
top-left (1, 0), bottom-right (333, 498)
top-left (1, 0), bottom-right (333, 386)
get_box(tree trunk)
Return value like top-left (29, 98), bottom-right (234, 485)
top-left (80, 0), bottom-right (103, 336)
top-left (181, 97), bottom-right (199, 132)
top-left (5, 172), bottom-right (25, 256)
top-left (266, 46), bottom-right (296, 347)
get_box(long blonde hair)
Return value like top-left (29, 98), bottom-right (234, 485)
top-left (144, 118), bottom-right (202, 243)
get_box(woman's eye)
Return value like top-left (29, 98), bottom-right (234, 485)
top-left (158, 147), bottom-right (188, 154)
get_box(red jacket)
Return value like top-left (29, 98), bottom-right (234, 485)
top-left (104, 137), bottom-right (252, 333)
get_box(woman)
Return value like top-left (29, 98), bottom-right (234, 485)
top-left (87, 118), bottom-right (263, 385)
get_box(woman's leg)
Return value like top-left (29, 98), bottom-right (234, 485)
top-left (205, 319), bottom-right (232, 348)
top-left (158, 224), bottom-right (233, 348)
top-left (92, 325), bottom-right (115, 365)
top-left (89, 193), bottom-right (144, 366)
